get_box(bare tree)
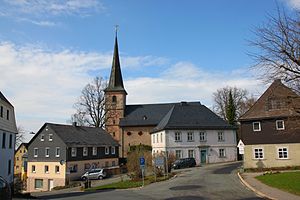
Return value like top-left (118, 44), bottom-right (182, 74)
top-left (16, 126), bottom-right (26, 148)
top-left (213, 86), bottom-right (255, 121)
top-left (71, 76), bottom-right (109, 128)
top-left (250, 8), bottom-right (300, 91)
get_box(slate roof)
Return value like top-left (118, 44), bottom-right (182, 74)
top-left (152, 102), bottom-right (235, 133)
top-left (120, 102), bottom-right (200, 127)
top-left (42, 123), bottom-right (118, 147)
top-left (0, 91), bottom-right (13, 107)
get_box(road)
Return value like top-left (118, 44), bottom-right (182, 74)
top-left (30, 162), bottom-right (264, 200)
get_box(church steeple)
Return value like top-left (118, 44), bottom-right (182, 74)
top-left (105, 30), bottom-right (127, 94)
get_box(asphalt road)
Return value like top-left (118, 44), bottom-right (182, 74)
top-left (30, 162), bottom-right (264, 200)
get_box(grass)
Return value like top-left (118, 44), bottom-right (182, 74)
top-left (256, 172), bottom-right (300, 196)
top-left (85, 174), bottom-right (174, 192)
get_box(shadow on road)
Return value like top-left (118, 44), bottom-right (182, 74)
top-left (212, 162), bottom-right (242, 174)
top-left (169, 185), bottom-right (202, 191)
top-left (165, 196), bottom-right (207, 200)
top-left (34, 189), bottom-right (115, 199)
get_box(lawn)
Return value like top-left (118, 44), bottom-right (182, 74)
top-left (256, 172), bottom-right (300, 196)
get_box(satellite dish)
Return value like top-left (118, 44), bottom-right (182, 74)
top-left (60, 160), bottom-right (65, 165)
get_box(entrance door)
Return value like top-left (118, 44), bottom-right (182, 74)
top-left (48, 179), bottom-right (54, 191)
top-left (200, 150), bottom-right (207, 164)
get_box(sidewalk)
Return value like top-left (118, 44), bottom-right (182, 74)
top-left (238, 172), bottom-right (300, 200)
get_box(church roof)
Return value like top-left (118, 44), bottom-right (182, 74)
top-left (105, 35), bottom-right (127, 94)
top-left (152, 102), bottom-right (234, 133)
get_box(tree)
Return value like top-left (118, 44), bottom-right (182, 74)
top-left (226, 90), bottom-right (236, 125)
top-left (16, 126), bottom-right (26, 148)
top-left (213, 86), bottom-right (255, 121)
top-left (250, 8), bottom-right (300, 91)
top-left (71, 76), bottom-right (108, 128)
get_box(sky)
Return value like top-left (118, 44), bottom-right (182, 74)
top-left (0, 0), bottom-right (299, 142)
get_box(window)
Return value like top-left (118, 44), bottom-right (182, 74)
top-left (56, 147), bottom-right (60, 157)
top-left (8, 160), bottom-right (11, 175)
top-left (83, 147), bottom-right (88, 156)
top-left (278, 147), bottom-right (288, 159)
top-left (175, 150), bottom-right (182, 159)
top-left (45, 147), bottom-right (50, 157)
top-left (105, 161), bottom-right (109, 167)
top-left (105, 147), bottom-right (109, 155)
top-left (92, 147), bottom-right (97, 156)
top-left (71, 147), bottom-right (77, 157)
top-left (160, 133), bottom-right (163, 143)
top-left (187, 132), bottom-right (194, 142)
top-left (112, 161), bottom-right (116, 166)
top-left (16, 165), bottom-right (19, 170)
top-left (276, 120), bottom-right (285, 130)
top-left (111, 146), bottom-right (115, 155)
top-left (188, 150), bottom-right (195, 158)
top-left (55, 166), bottom-right (60, 173)
top-left (32, 165), bottom-right (36, 173)
top-left (156, 133), bottom-right (158, 143)
top-left (218, 132), bottom-right (224, 142)
top-left (44, 165), bottom-right (49, 173)
top-left (254, 148), bottom-right (264, 159)
top-left (175, 132), bottom-right (182, 142)
top-left (9, 134), bottom-right (12, 149)
top-left (199, 132), bottom-right (206, 142)
top-left (16, 157), bottom-right (19, 161)
top-left (2, 133), bottom-right (6, 148)
top-left (69, 165), bottom-right (78, 173)
top-left (49, 134), bottom-right (53, 141)
top-left (34, 148), bottom-right (38, 157)
top-left (153, 134), bottom-right (155, 143)
top-left (35, 179), bottom-right (43, 189)
top-left (112, 96), bottom-right (117, 103)
top-left (253, 122), bottom-right (261, 131)
top-left (40, 134), bottom-right (44, 141)
top-left (0, 106), bottom-right (3, 117)
top-left (219, 149), bottom-right (226, 158)
top-left (6, 109), bottom-right (9, 120)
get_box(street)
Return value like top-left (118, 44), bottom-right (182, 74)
top-left (29, 162), bottom-right (264, 200)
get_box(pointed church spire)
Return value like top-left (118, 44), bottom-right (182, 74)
top-left (105, 27), bottom-right (127, 94)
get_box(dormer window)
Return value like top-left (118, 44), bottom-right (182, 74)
top-left (253, 122), bottom-right (261, 132)
top-left (276, 120), bottom-right (285, 130)
top-left (112, 96), bottom-right (117, 103)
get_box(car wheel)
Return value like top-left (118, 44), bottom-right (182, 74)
top-left (98, 176), bottom-right (103, 180)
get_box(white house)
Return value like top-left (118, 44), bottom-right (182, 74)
top-left (0, 91), bottom-right (17, 185)
top-left (151, 102), bottom-right (237, 165)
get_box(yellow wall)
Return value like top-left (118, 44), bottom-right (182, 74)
top-left (14, 145), bottom-right (27, 176)
top-left (244, 143), bottom-right (300, 169)
top-left (27, 161), bottom-right (66, 192)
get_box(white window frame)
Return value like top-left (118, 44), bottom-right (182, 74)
top-left (34, 148), bottom-right (38, 158)
top-left (175, 132), bottom-right (182, 142)
top-left (253, 122), bottom-right (261, 132)
top-left (188, 149), bottom-right (195, 158)
top-left (105, 146), bottom-right (109, 155)
top-left (83, 147), bottom-right (88, 156)
top-left (34, 179), bottom-right (43, 189)
top-left (187, 132), bottom-right (194, 142)
top-left (49, 134), bottom-right (53, 141)
top-left (218, 131), bottom-right (224, 142)
top-left (276, 120), bottom-right (285, 130)
top-left (199, 132), bottom-right (206, 142)
top-left (55, 147), bottom-right (60, 157)
top-left (40, 134), bottom-right (44, 141)
top-left (71, 147), bottom-right (77, 157)
top-left (219, 149), bottom-right (226, 158)
top-left (92, 147), bottom-right (97, 156)
top-left (45, 147), bottom-right (50, 157)
top-left (111, 146), bottom-right (115, 155)
top-left (277, 147), bottom-right (288, 159)
top-left (253, 148), bottom-right (264, 159)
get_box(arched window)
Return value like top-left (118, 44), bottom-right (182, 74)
top-left (112, 96), bottom-right (117, 103)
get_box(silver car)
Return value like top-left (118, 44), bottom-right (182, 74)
top-left (81, 168), bottom-right (107, 180)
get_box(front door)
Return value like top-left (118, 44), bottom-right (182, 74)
top-left (48, 179), bottom-right (54, 191)
top-left (200, 149), bottom-right (207, 164)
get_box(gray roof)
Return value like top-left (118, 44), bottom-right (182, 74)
top-left (46, 123), bottom-right (118, 147)
top-left (0, 91), bottom-right (13, 107)
top-left (152, 102), bottom-right (235, 133)
top-left (120, 102), bottom-right (201, 127)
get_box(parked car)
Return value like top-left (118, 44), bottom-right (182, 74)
top-left (172, 158), bottom-right (196, 169)
top-left (0, 176), bottom-right (11, 200)
top-left (81, 168), bottom-right (107, 181)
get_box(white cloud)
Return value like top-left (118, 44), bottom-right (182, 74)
top-left (284, 0), bottom-right (300, 10)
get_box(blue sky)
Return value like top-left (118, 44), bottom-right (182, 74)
top-left (0, 0), bottom-right (299, 140)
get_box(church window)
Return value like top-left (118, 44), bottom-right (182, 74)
top-left (138, 131), bottom-right (143, 136)
top-left (127, 132), bottom-right (132, 136)
top-left (112, 96), bottom-right (117, 103)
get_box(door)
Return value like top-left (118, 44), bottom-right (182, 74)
top-left (200, 150), bottom-right (207, 164)
top-left (48, 179), bottom-right (54, 191)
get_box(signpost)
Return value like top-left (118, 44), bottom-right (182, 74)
top-left (140, 157), bottom-right (145, 187)
top-left (237, 140), bottom-right (245, 155)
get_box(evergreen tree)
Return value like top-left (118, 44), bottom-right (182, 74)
top-left (226, 90), bottom-right (236, 125)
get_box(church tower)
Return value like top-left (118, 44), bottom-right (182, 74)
top-left (105, 32), bottom-right (127, 146)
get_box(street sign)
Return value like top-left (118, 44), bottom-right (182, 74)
top-left (140, 157), bottom-right (145, 166)
top-left (237, 139), bottom-right (245, 155)
top-left (155, 157), bottom-right (164, 166)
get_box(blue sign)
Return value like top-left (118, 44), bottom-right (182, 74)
top-left (140, 157), bottom-right (145, 166)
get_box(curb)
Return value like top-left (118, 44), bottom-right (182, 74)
top-left (237, 172), bottom-right (276, 200)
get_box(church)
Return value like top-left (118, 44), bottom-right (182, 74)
top-left (104, 34), bottom-right (237, 164)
